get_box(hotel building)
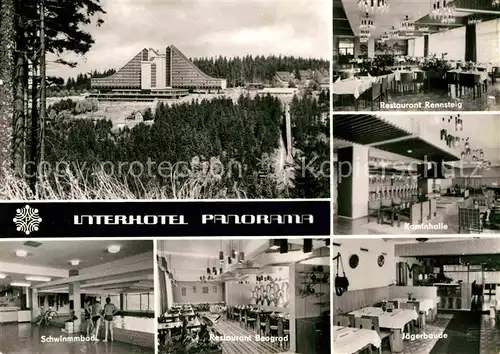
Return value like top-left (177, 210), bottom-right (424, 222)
top-left (91, 45), bottom-right (227, 100)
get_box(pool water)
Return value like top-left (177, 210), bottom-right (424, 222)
top-left (111, 315), bottom-right (154, 334)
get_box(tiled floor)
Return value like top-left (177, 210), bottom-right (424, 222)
top-left (480, 314), bottom-right (500, 354)
top-left (213, 319), bottom-right (286, 354)
top-left (333, 81), bottom-right (500, 111)
top-left (0, 323), bottom-right (152, 354)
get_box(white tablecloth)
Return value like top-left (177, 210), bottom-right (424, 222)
top-left (448, 70), bottom-right (489, 82)
top-left (333, 326), bottom-right (381, 354)
top-left (349, 307), bottom-right (417, 331)
top-left (332, 73), bottom-right (396, 99)
top-left (393, 69), bottom-right (424, 81)
top-left (391, 297), bottom-right (435, 314)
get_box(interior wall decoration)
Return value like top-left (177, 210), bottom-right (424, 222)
top-left (251, 275), bottom-right (290, 308)
top-left (181, 287), bottom-right (186, 296)
top-left (349, 254), bottom-right (360, 269)
top-left (202, 287), bottom-right (209, 294)
top-left (375, 39), bottom-right (408, 55)
top-left (378, 255), bottom-right (385, 267)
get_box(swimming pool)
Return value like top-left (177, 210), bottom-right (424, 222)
top-left (111, 315), bottom-right (154, 334)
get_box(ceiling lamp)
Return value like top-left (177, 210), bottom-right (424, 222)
top-left (359, 13), bottom-right (375, 31)
top-left (107, 245), bottom-right (121, 254)
top-left (11, 282), bottom-right (31, 287)
top-left (25, 276), bottom-right (51, 282)
top-left (360, 29), bottom-right (371, 42)
top-left (418, 26), bottom-right (429, 32)
top-left (358, 0), bottom-right (389, 14)
top-left (389, 26), bottom-right (399, 38)
top-left (401, 15), bottom-right (414, 32)
top-left (16, 250), bottom-right (27, 258)
top-left (70, 259), bottom-right (80, 266)
top-left (0, 274), bottom-right (6, 279)
top-left (381, 32), bottom-right (390, 41)
top-left (430, 0), bottom-right (456, 24)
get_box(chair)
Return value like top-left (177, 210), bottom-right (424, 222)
top-left (381, 77), bottom-right (389, 101)
top-left (414, 71), bottom-right (426, 92)
top-left (380, 199), bottom-right (395, 226)
top-left (400, 302), bottom-right (416, 333)
top-left (258, 313), bottom-right (267, 335)
top-left (359, 82), bottom-right (382, 110)
top-left (269, 316), bottom-right (279, 337)
top-left (360, 316), bottom-right (373, 330)
top-left (408, 300), bottom-right (425, 329)
top-left (369, 316), bottom-right (392, 351)
top-left (368, 200), bottom-right (381, 224)
top-left (459, 73), bottom-right (480, 99)
top-left (398, 72), bottom-right (414, 94)
top-left (283, 319), bottom-right (290, 350)
top-left (491, 67), bottom-right (500, 83)
top-left (247, 311), bottom-right (257, 330)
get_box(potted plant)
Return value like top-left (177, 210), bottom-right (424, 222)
top-left (421, 54), bottom-right (452, 90)
top-left (187, 324), bottom-right (223, 354)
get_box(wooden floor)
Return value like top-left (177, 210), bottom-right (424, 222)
top-left (213, 319), bottom-right (286, 354)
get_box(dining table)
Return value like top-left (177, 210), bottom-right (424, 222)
top-left (333, 325), bottom-right (381, 354)
top-left (349, 307), bottom-right (418, 353)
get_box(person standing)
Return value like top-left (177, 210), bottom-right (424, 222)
top-left (84, 299), bottom-right (93, 337)
top-left (92, 298), bottom-right (103, 341)
top-left (103, 297), bottom-right (119, 342)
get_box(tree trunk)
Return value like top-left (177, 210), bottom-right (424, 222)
top-left (0, 0), bottom-right (15, 177)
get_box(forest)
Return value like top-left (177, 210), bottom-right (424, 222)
top-left (43, 93), bottom-right (330, 199)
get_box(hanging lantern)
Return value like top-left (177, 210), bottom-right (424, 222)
top-left (219, 251), bottom-right (224, 263)
top-left (207, 268), bottom-right (211, 274)
top-left (228, 256), bottom-right (232, 265)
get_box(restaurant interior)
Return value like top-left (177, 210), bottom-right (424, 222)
top-left (333, 0), bottom-right (500, 111)
top-left (333, 113), bottom-right (500, 235)
top-left (333, 236), bottom-right (500, 354)
top-left (156, 238), bottom-right (330, 354)
top-left (0, 240), bottom-right (154, 354)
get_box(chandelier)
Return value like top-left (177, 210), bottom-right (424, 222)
top-left (381, 32), bottom-right (390, 41)
top-left (360, 29), bottom-right (371, 42)
top-left (417, 26), bottom-right (429, 32)
top-left (430, 0), bottom-right (456, 24)
top-left (389, 26), bottom-right (399, 37)
top-left (401, 15), bottom-right (414, 31)
top-left (359, 13), bottom-right (375, 31)
top-left (358, 0), bottom-right (389, 14)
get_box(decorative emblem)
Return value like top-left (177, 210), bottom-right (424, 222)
top-left (13, 205), bottom-right (42, 235)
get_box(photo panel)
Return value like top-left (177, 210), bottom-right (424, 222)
top-left (156, 238), bottom-right (331, 354)
top-left (0, 0), bottom-right (330, 200)
top-left (333, 112), bottom-right (500, 235)
top-left (333, 236), bottom-right (500, 354)
top-left (333, 0), bottom-right (500, 112)
top-left (0, 239), bottom-right (154, 353)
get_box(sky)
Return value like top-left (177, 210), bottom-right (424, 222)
top-left (47, 0), bottom-right (330, 79)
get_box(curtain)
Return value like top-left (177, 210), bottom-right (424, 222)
top-left (476, 19), bottom-right (500, 64)
top-left (415, 36), bottom-right (425, 57)
top-left (424, 35), bottom-right (429, 57)
top-left (157, 265), bottom-right (167, 314)
top-left (428, 27), bottom-right (466, 60)
top-left (465, 24), bottom-right (477, 62)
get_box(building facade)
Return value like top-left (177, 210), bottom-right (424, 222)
top-left (91, 46), bottom-right (227, 92)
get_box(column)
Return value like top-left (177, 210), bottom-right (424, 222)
top-left (337, 145), bottom-right (369, 219)
top-left (353, 37), bottom-right (361, 59)
top-left (367, 38), bottom-right (375, 58)
top-left (31, 288), bottom-right (39, 321)
top-left (69, 282), bottom-right (82, 332)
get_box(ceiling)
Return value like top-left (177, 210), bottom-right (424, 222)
top-left (158, 239), bottom-right (329, 281)
top-left (0, 240), bottom-right (153, 270)
top-left (333, 114), bottom-right (411, 145)
top-left (374, 136), bottom-right (460, 161)
top-left (334, 0), bottom-right (355, 36)
top-left (338, 0), bottom-right (493, 39)
top-left (0, 241), bottom-right (154, 294)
